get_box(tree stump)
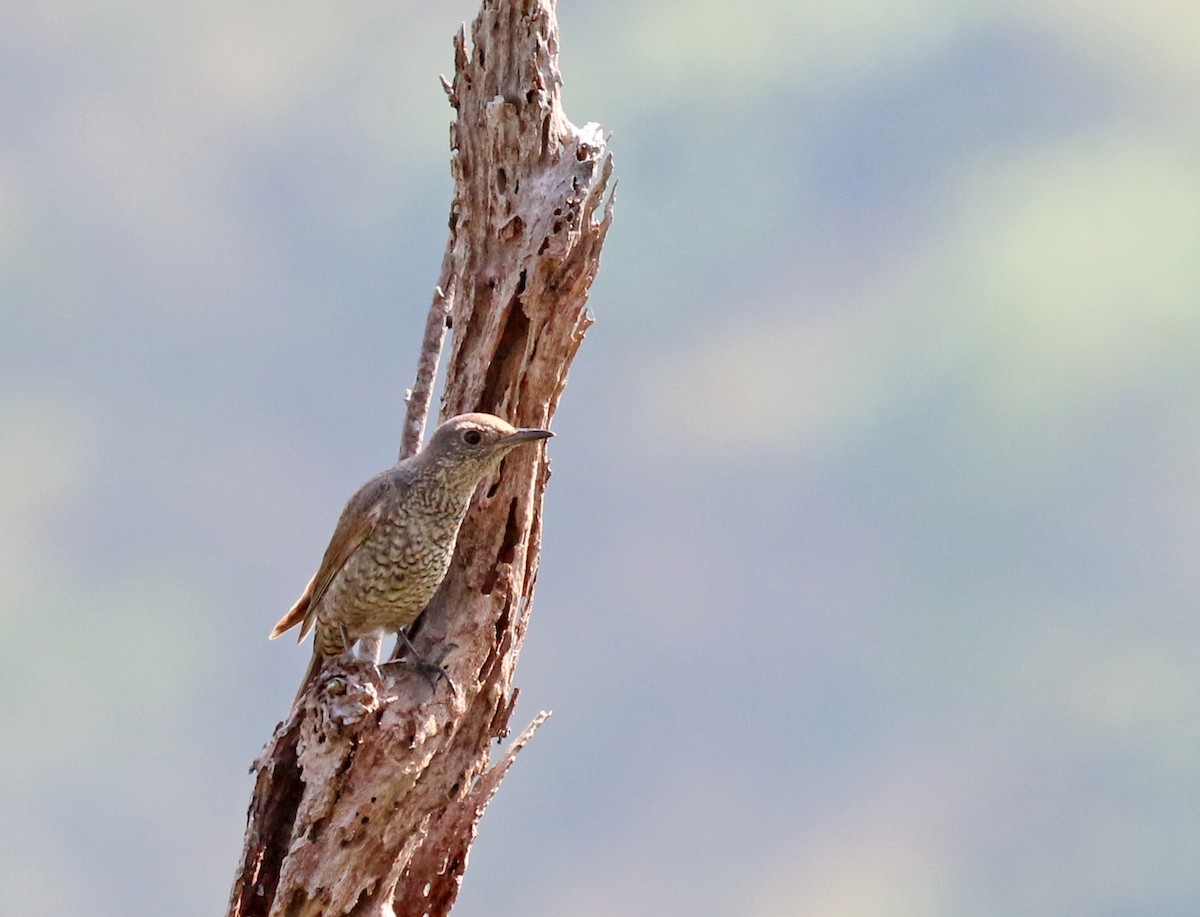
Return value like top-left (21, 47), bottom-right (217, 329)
top-left (226, 1), bottom-right (613, 914)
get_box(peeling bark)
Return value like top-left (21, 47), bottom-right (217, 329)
top-left (227, 1), bottom-right (612, 915)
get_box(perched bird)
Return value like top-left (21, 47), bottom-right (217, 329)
top-left (271, 412), bottom-right (552, 698)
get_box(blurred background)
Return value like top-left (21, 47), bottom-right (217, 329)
top-left (3, 1), bottom-right (1199, 914)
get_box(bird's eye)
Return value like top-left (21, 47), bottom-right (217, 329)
top-left (462, 430), bottom-right (483, 446)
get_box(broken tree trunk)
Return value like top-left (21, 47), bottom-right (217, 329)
top-left (226, 1), bottom-right (613, 914)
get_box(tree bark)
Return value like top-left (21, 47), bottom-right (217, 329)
top-left (226, 1), bottom-right (613, 915)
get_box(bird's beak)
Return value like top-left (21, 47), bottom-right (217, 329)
top-left (502, 428), bottom-right (554, 445)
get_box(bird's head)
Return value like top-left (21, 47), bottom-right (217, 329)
top-left (422, 412), bottom-right (553, 482)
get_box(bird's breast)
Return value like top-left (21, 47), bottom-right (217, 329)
top-left (319, 500), bottom-right (469, 634)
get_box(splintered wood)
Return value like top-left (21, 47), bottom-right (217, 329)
top-left (227, 2), bottom-right (612, 915)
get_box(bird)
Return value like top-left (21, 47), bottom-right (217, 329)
top-left (270, 412), bottom-right (553, 700)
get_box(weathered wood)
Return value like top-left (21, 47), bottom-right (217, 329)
top-left (398, 282), bottom-right (452, 463)
top-left (227, 1), bottom-right (612, 914)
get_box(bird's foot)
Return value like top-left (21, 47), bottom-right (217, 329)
top-left (378, 644), bottom-right (459, 698)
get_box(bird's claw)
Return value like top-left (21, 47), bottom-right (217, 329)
top-left (378, 654), bottom-right (459, 699)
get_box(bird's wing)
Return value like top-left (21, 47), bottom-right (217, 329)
top-left (269, 471), bottom-right (393, 643)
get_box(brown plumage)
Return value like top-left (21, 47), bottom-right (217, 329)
top-left (271, 412), bottom-right (552, 698)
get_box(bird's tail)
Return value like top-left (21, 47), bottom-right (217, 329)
top-left (270, 575), bottom-right (314, 640)
top-left (292, 648), bottom-right (325, 707)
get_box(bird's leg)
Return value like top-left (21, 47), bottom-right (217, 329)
top-left (393, 628), bottom-right (426, 662)
top-left (357, 631), bottom-right (384, 664)
top-left (387, 623), bottom-right (418, 662)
